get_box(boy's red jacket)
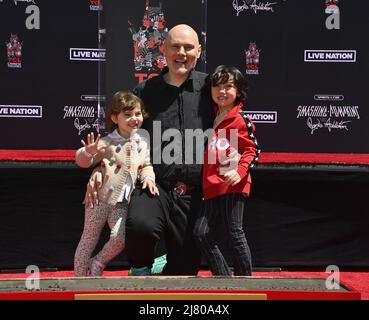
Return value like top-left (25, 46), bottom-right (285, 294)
top-left (203, 103), bottom-right (260, 200)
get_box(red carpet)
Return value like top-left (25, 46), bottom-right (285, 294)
top-left (0, 269), bottom-right (367, 300)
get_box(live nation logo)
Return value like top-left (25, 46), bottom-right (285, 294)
top-left (245, 42), bottom-right (260, 75)
top-left (69, 48), bottom-right (106, 61)
top-left (244, 110), bottom-right (277, 123)
top-left (5, 34), bottom-right (22, 68)
top-left (297, 95), bottom-right (360, 135)
top-left (0, 105), bottom-right (42, 118)
top-left (304, 50), bottom-right (356, 63)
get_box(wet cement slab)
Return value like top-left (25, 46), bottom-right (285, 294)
top-left (0, 276), bottom-right (350, 292)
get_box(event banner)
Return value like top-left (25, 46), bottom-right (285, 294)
top-left (1, 0), bottom-right (368, 154)
top-left (103, 0), bottom-right (205, 106)
top-left (0, 0), bottom-right (101, 149)
top-left (206, 0), bottom-right (369, 153)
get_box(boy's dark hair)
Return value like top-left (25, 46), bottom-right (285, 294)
top-left (106, 91), bottom-right (148, 132)
top-left (206, 65), bottom-right (249, 105)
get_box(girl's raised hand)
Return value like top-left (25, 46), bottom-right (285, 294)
top-left (81, 132), bottom-right (102, 156)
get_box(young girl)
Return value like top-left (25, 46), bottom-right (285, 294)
top-left (194, 65), bottom-right (261, 276)
top-left (74, 91), bottom-right (159, 276)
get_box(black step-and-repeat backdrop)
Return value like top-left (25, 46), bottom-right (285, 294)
top-left (1, 0), bottom-right (369, 154)
top-left (206, 0), bottom-right (369, 153)
top-left (0, 0), bottom-right (101, 149)
top-left (103, 0), bottom-right (205, 106)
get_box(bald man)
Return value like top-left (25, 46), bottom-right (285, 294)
top-left (123, 24), bottom-right (214, 275)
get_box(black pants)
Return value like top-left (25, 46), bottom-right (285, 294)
top-left (125, 183), bottom-right (202, 275)
top-left (194, 193), bottom-right (252, 276)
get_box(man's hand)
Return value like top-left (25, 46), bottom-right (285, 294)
top-left (82, 170), bottom-right (103, 208)
top-left (223, 169), bottom-right (241, 186)
top-left (142, 179), bottom-right (160, 196)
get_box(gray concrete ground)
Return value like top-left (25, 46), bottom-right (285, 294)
top-left (0, 276), bottom-right (350, 292)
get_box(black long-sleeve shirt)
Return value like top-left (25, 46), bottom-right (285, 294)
top-left (133, 67), bottom-right (214, 188)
